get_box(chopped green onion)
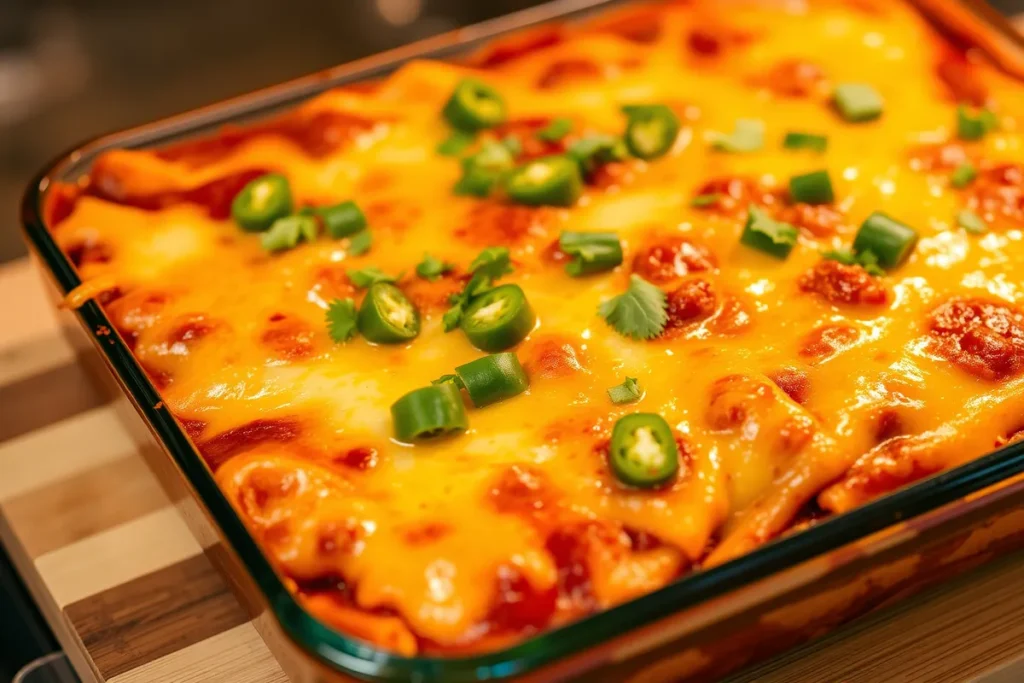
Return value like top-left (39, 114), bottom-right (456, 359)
top-left (536, 117), bottom-right (573, 142)
top-left (505, 155), bottom-right (582, 207)
top-left (454, 140), bottom-right (515, 197)
top-left (567, 134), bottom-right (628, 176)
top-left (442, 78), bottom-right (506, 132)
top-left (789, 170), bottom-right (835, 205)
top-left (347, 267), bottom-right (400, 289)
top-left (956, 209), bottom-right (987, 235)
top-left (391, 383), bottom-right (468, 442)
top-left (607, 377), bottom-right (643, 405)
top-left (852, 212), bottom-right (918, 268)
top-left (711, 119), bottom-right (764, 153)
top-left (454, 352), bottom-right (529, 407)
top-left (437, 131), bottom-right (474, 156)
top-left (460, 284), bottom-right (536, 352)
top-left (957, 105), bottom-right (998, 141)
top-left (950, 163), bottom-right (978, 189)
top-left (833, 83), bottom-right (883, 123)
top-left (325, 298), bottom-right (358, 343)
top-left (316, 200), bottom-right (367, 239)
top-left (782, 132), bottom-right (828, 152)
top-left (598, 274), bottom-right (667, 341)
top-left (690, 193), bottom-right (722, 208)
top-left (357, 282), bottom-right (420, 344)
top-left (348, 229), bottom-right (372, 256)
top-left (559, 231), bottom-right (623, 276)
top-left (260, 215), bottom-right (318, 253)
top-left (232, 173), bottom-right (293, 232)
top-left (622, 104), bottom-right (680, 160)
top-left (740, 205), bottom-right (799, 259)
top-left (416, 254), bottom-right (454, 281)
top-left (608, 413), bottom-right (679, 488)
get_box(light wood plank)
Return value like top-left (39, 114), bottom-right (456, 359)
top-left (106, 624), bottom-right (289, 683)
top-left (35, 506), bottom-right (201, 607)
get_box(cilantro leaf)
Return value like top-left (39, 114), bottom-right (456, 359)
top-left (598, 274), bottom-right (667, 340)
top-left (469, 247), bottom-right (513, 280)
top-left (348, 229), bottom-right (372, 256)
top-left (347, 267), bottom-right (400, 289)
top-left (607, 377), bottom-right (643, 405)
top-left (442, 247), bottom-right (515, 332)
top-left (326, 298), bottom-right (358, 343)
top-left (416, 253), bottom-right (454, 281)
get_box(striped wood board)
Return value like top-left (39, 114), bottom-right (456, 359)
top-left (2, 253), bottom-right (1024, 682)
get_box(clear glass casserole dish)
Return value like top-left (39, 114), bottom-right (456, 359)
top-left (19, 1), bottom-right (1024, 680)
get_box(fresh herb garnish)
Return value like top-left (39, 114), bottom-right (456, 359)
top-left (260, 215), bottom-right (318, 253)
top-left (957, 105), bottom-right (998, 141)
top-left (740, 205), bottom-right (799, 259)
top-left (347, 267), bottom-right (400, 289)
top-left (453, 141), bottom-right (516, 197)
top-left (690, 193), bottom-right (722, 207)
top-left (607, 377), bottom-right (643, 404)
top-left (437, 131), bottom-right (474, 156)
top-left (598, 274), bottom-right (668, 341)
top-left (348, 229), bottom-right (372, 256)
top-left (443, 247), bottom-right (515, 331)
top-left (950, 163), bottom-right (977, 189)
top-left (782, 132), bottom-right (828, 152)
top-left (536, 117), bottom-right (573, 142)
top-left (416, 253), bottom-right (454, 281)
top-left (567, 134), bottom-right (628, 176)
top-left (559, 231), bottom-right (623, 276)
top-left (326, 298), bottom-right (358, 342)
top-left (821, 248), bottom-right (885, 276)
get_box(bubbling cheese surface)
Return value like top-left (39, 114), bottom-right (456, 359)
top-left (46, 0), bottom-right (1024, 655)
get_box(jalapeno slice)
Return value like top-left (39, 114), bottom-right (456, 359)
top-left (622, 104), bottom-right (680, 160)
top-left (460, 284), bottom-right (535, 352)
top-left (391, 383), bottom-right (468, 442)
top-left (608, 413), bottom-right (679, 488)
top-left (357, 283), bottom-right (420, 344)
top-left (231, 173), bottom-right (294, 232)
top-left (455, 352), bottom-right (529, 407)
top-left (505, 156), bottom-right (582, 207)
top-left (443, 78), bottom-right (507, 132)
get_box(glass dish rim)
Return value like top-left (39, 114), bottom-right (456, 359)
top-left (18, 0), bottom-right (1024, 679)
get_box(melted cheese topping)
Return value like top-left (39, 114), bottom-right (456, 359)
top-left (46, 0), bottom-right (1024, 656)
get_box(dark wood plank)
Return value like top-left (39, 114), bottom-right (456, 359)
top-left (0, 361), bottom-right (110, 442)
top-left (63, 552), bottom-right (250, 679)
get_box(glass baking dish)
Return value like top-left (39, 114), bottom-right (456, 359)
top-left (19, 1), bottom-right (1024, 680)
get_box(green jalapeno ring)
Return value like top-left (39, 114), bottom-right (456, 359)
top-left (455, 352), bottom-right (529, 407)
top-left (460, 284), bottom-right (536, 352)
top-left (231, 173), bottom-right (294, 232)
top-left (443, 78), bottom-right (507, 132)
top-left (608, 413), bottom-right (679, 488)
top-left (357, 283), bottom-right (420, 344)
top-left (623, 105), bottom-right (680, 160)
top-left (391, 383), bottom-right (469, 442)
top-left (504, 156), bottom-right (582, 207)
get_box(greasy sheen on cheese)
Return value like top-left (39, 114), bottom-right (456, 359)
top-left (45, 0), bottom-right (1024, 656)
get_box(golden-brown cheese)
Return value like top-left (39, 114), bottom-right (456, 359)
top-left (47, 0), bottom-right (1024, 654)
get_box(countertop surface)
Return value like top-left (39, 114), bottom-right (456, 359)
top-left (2, 257), bottom-right (1024, 682)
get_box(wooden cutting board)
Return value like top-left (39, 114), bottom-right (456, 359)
top-left (2, 251), bottom-right (1023, 683)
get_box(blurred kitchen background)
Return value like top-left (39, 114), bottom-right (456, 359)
top-left (0, 0), bottom-right (553, 268)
